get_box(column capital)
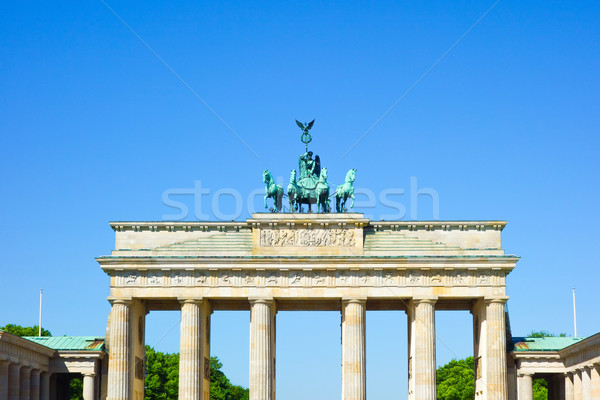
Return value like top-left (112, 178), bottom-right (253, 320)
top-left (82, 372), bottom-right (96, 377)
top-left (341, 298), bottom-right (367, 306)
top-left (20, 365), bottom-right (32, 372)
top-left (410, 297), bottom-right (438, 305)
top-left (178, 298), bottom-right (205, 305)
top-left (108, 297), bottom-right (132, 306)
top-left (484, 296), bottom-right (509, 305)
top-left (518, 372), bottom-right (533, 378)
top-left (248, 298), bottom-right (274, 305)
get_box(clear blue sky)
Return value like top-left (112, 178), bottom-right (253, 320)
top-left (1, 1), bottom-right (598, 398)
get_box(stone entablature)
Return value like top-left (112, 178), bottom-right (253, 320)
top-left (560, 333), bottom-right (600, 370)
top-left (0, 331), bottom-right (55, 371)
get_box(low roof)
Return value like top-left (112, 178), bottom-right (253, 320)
top-left (24, 336), bottom-right (105, 352)
top-left (512, 336), bottom-right (585, 351)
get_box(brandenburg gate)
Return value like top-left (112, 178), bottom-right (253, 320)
top-left (97, 213), bottom-right (519, 400)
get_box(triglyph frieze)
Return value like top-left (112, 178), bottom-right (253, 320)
top-left (260, 228), bottom-right (356, 247)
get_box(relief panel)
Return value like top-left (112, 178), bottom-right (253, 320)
top-left (260, 228), bottom-right (356, 247)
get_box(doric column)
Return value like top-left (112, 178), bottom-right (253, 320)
top-left (107, 299), bottom-right (131, 400)
top-left (407, 298), bottom-right (436, 400)
top-left (518, 373), bottom-right (533, 400)
top-left (0, 361), bottom-right (9, 400)
top-left (485, 298), bottom-right (508, 400)
top-left (20, 366), bottom-right (31, 400)
top-left (179, 299), bottom-right (210, 400)
top-left (249, 298), bottom-right (275, 400)
top-left (582, 367), bottom-right (592, 400)
top-left (565, 372), bottom-right (574, 400)
top-left (30, 369), bottom-right (41, 400)
top-left (341, 298), bottom-right (366, 400)
top-left (83, 373), bottom-right (95, 400)
top-left (554, 374), bottom-right (565, 400)
top-left (8, 363), bottom-right (20, 400)
top-left (40, 372), bottom-right (50, 400)
top-left (591, 365), bottom-right (600, 400)
top-left (573, 369), bottom-right (582, 400)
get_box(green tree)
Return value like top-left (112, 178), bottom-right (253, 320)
top-left (69, 378), bottom-right (83, 400)
top-left (145, 346), bottom-right (180, 400)
top-left (436, 357), bottom-right (474, 400)
top-left (209, 357), bottom-right (249, 400)
top-left (528, 330), bottom-right (566, 338)
top-left (144, 346), bottom-right (248, 400)
top-left (533, 378), bottom-right (548, 400)
top-left (0, 324), bottom-right (51, 337)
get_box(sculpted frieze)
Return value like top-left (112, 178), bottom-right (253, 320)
top-left (113, 268), bottom-right (503, 289)
top-left (260, 228), bottom-right (356, 247)
top-left (148, 271), bottom-right (163, 286)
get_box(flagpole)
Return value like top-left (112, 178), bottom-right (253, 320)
top-left (572, 288), bottom-right (577, 337)
top-left (39, 289), bottom-right (43, 337)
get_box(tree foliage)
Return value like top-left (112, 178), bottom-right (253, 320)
top-left (436, 357), bottom-right (474, 400)
top-left (533, 378), bottom-right (548, 400)
top-left (528, 330), bottom-right (566, 338)
top-left (145, 346), bottom-right (180, 400)
top-left (69, 378), bottom-right (83, 400)
top-left (144, 346), bottom-right (248, 400)
top-left (0, 324), bottom-right (51, 337)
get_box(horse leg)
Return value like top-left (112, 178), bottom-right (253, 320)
top-left (277, 190), bottom-right (283, 213)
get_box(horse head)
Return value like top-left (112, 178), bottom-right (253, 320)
top-left (290, 169), bottom-right (297, 183)
top-left (263, 170), bottom-right (272, 184)
top-left (346, 168), bottom-right (356, 183)
top-left (319, 167), bottom-right (328, 182)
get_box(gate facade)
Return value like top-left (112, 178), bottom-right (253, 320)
top-left (98, 213), bottom-right (519, 400)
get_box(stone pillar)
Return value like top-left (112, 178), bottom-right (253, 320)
top-left (83, 373), bottom-right (95, 400)
top-left (518, 373), bottom-right (533, 400)
top-left (573, 369), bottom-right (582, 400)
top-left (581, 367), bottom-right (591, 400)
top-left (564, 372), bottom-right (574, 400)
top-left (20, 366), bottom-right (31, 400)
top-left (30, 369), bottom-right (41, 400)
top-left (485, 298), bottom-right (508, 400)
top-left (8, 363), bottom-right (20, 400)
top-left (554, 374), bottom-right (566, 400)
top-left (407, 298), bottom-right (436, 400)
top-left (0, 361), bottom-right (9, 400)
top-left (107, 299), bottom-right (131, 400)
top-left (591, 365), bottom-right (600, 400)
top-left (178, 299), bottom-right (211, 400)
top-left (341, 298), bottom-right (366, 400)
top-left (249, 298), bottom-right (275, 400)
top-left (40, 372), bottom-right (50, 400)
top-left (507, 363), bottom-right (518, 400)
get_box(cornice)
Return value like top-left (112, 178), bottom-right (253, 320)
top-left (109, 218), bottom-right (507, 233)
top-left (97, 254), bottom-right (520, 266)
